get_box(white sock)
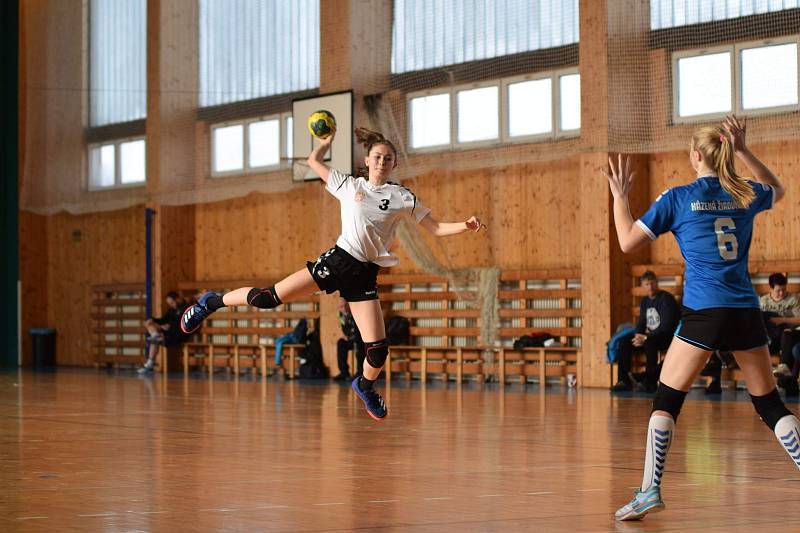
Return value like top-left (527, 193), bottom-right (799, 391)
top-left (774, 415), bottom-right (800, 470)
top-left (641, 414), bottom-right (674, 491)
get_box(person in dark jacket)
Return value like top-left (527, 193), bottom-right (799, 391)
top-left (138, 291), bottom-right (190, 373)
top-left (333, 299), bottom-right (365, 381)
top-left (612, 271), bottom-right (680, 392)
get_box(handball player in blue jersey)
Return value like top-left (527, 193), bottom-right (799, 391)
top-left (605, 115), bottom-right (800, 521)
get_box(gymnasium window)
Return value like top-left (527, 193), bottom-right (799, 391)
top-left (558, 72), bottom-right (581, 132)
top-left (740, 41), bottom-right (798, 111)
top-left (409, 93), bottom-right (451, 149)
top-left (199, 0), bottom-right (320, 107)
top-left (456, 85), bottom-right (499, 143)
top-left (88, 138), bottom-right (146, 190)
top-left (408, 69), bottom-right (580, 152)
top-left (391, 0), bottom-right (579, 74)
top-left (651, 0), bottom-right (799, 30)
top-left (210, 114), bottom-right (292, 177)
top-left (89, 0), bottom-right (147, 127)
top-left (505, 69), bottom-right (580, 140)
top-left (673, 38), bottom-right (798, 122)
top-left (506, 77), bottom-right (552, 138)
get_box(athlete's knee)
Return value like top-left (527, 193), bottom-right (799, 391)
top-left (364, 339), bottom-right (389, 368)
top-left (246, 286), bottom-right (282, 309)
top-left (652, 383), bottom-right (688, 422)
top-left (751, 388), bottom-right (793, 430)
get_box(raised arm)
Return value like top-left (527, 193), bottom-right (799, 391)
top-left (419, 214), bottom-right (486, 237)
top-left (306, 130), bottom-right (336, 183)
top-left (724, 115), bottom-right (785, 203)
top-left (603, 154), bottom-right (651, 253)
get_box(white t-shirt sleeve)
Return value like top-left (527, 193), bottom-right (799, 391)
top-left (401, 188), bottom-right (431, 224)
top-left (325, 169), bottom-right (354, 200)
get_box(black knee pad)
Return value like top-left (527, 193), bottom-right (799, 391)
top-left (247, 286), bottom-right (282, 309)
top-left (652, 383), bottom-right (688, 422)
top-left (364, 339), bottom-right (389, 368)
top-left (751, 389), bottom-right (792, 430)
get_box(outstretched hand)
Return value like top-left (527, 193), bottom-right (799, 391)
top-left (465, 216), bottom-right (487, 233)
top-left (723, 114), bottom-right (746, 153)
top-left (602, 154), bottom-right (636, 200)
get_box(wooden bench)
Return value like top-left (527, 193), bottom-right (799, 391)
top-left (378, 273), bottom-right (492, 382)
top-left (495, 270), bottom-right (581, 385)
top-left (91, 283), bottom-right (168, 373)
top-left (176, 281), bottom-right (319, 377)
top-left (380, 269), bottom-right (582, 386)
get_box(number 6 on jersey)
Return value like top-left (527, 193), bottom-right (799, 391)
top-left (714, 217), bottom-right (738, 260)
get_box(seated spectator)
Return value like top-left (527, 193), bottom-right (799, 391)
top-left (138, 291), bottom-right (190, 373)
top-left (611, 271), bottom-right (680, 392)
top-left (273, 319), bottom-right (308, 366)
top-left (760, 273), bottom-right (800, 384)
top-left (298, 319), bottom-right (328, 379)
top-left (333, 299), bottom-right (365, 381)
top-left (788, 344), bottom-right (800, 397)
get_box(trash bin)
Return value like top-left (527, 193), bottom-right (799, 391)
top-left (30, 328), bottom-right (56, 368)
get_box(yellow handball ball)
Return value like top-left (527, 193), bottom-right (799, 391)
top-left (307, 110), bottom-right (336, 139)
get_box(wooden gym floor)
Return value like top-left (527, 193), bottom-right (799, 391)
top-left (2, 369), bottom-right (800, 532)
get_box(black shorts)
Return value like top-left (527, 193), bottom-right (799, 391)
top-left (674, 306), bottom-right (769, 352)
top-left (306, 245), bottom-right (380, 302)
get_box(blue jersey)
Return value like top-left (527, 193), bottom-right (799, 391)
top-left (636, 176), bottom-right (774, 310)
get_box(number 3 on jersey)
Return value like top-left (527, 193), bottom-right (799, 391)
top-left (378, 199), bottom-right (390, 211)
top-left (714, 217), bottom-right (738, 260)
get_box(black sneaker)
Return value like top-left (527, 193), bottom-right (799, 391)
top-left (351, 377), bottom-right (387, 420)
top-left (779, 375), bottom-right (800, 397)
top-left (635, 381), bottom-right (658, 393)
top-left (705, 378), bottom-right (722, 395)
top-left (611, 380), bottom-right (633, 392)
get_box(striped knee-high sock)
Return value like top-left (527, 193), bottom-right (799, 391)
top-left (775, 415), bottom-right (800, 470)
top-left (641, 414), bottom-right (674, 491)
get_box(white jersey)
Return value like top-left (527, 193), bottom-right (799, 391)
top-left (326, 169), bottom-right (431, 267)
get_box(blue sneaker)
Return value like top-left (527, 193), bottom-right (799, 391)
top-left (180, 292), bottom-right (218, 334)
top-left (615, 486), bottom-right (665, 521)
top-left (351, 377), bottom-right (387, 420)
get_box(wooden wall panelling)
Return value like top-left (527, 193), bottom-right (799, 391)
top-left (19, 212), bottom-right (47, 365)
top-left (46, 209), bottom-right (144, 366)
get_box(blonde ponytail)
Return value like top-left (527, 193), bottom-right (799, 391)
top-left (692, 126), bottom-right (754, 208)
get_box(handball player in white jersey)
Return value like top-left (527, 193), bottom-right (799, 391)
top-left (181, 126), bottom-right (485, 420)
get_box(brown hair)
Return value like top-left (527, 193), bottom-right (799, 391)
top-left (354, 127), bottom-right (397, 178)
top-left (640, 271), bottom-right (657, 283)
top-left (769, 273), bottom-right (788, 288)
top-left (691, 126), bottom-right (754, 208)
